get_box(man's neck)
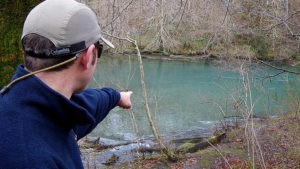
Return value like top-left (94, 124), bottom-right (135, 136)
top-left (35, 70), bottom-right (75, 99)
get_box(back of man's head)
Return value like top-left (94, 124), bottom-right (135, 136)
top-left (23, 34), bottom-right (76, 72)
top-left (21, 0), bottom-right (114, 72)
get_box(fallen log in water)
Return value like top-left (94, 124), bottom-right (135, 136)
top-left (79, 138), bottom-right (138, 152)
top-left (134, 133), bottom-right (227, 154)
top-left (177, 133), bottom-right (226, 153)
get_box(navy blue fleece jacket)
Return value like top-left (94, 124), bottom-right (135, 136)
top-left (0, 65), bottom-right (120, 169)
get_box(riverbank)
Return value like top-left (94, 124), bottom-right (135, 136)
top-left (114, 50), bottom-right (300, 66)
top-left (79, 112), bottom-right (300, 168)
top-left (127, 113), bottom-right (300, 168)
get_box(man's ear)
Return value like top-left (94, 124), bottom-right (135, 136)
top-left (80, 45), bottom-right (95, 70)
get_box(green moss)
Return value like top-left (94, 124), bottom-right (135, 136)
top-left (208, 136), bottom-right (218, 143)
top-left (222, 147), bottom-right (245, 157)
top-left (197, 149), bottom-right (221, 167)
top-left (105, 154), bottom-right (118, 165)
top-left (227, 128), bottom-right (242, 139)
top-left (233, 33), bottom-right (273, 60)
top-left (196, 146), bottom-right (246, 167)
top-left (227, 44), bottom-right (256, 59)
top-left (292, 61), bottom-right (300, 67)
top-left (193, 39), bottom-right (208, 48)
top-left (177, 143), bottom-right (195, 152)
top-left (253, 36), bottom-right (271, 60)
top-left (142, 154), bottom-right (166, 160)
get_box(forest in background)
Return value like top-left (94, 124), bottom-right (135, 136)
top-left (82, 0), bottom-right (300, 60)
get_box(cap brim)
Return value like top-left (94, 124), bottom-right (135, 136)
top-left (100, 36), bottom-right (115, 48)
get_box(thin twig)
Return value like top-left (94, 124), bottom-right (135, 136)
top-left (205, 139), bottom-right (233, 169)
top-left (256, 71), bottom-right (285, 79)
top-left (129, 108), bottom-right (141, 156)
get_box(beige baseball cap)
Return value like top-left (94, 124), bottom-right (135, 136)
top-left (21, 0), bottom-right (114, 57)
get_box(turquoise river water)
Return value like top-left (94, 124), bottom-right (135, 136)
top-left (87, 55), bottom-right (299, 143)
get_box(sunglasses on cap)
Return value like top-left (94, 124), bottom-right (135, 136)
top-left (94, 42), bottom-right (103, 58)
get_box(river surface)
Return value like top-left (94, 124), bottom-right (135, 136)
top-left (87, 55), bottom-right (299, 144)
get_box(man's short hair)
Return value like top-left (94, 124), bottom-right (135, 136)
top-left (22, 34), bottom-right (75, 72)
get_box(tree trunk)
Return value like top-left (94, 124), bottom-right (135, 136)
top-left (134, 40), bottom-right (176, 161)
top-left (159, 0), bottom-right (164, 51)
top-left (285, 0), bottom-right (289, 18)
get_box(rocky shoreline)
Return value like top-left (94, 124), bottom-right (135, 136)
top-left (78, 117), bottom-right (268, 168)
top-left (79, 126), bottom-right (215, 168)
top-left (79, 113), bottom-right (300, 168)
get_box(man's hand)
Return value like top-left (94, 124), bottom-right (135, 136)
top-left (117, 91), bottom-right (133, 109)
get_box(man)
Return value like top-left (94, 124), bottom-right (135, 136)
top-left (0, 0), bottom-right (132, 168)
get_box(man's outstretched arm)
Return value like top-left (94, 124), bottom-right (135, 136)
top-left (72, 89), bottom-right (132, 140)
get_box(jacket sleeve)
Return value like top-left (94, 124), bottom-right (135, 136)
top-left (71, 88), bottom-right (120, 140)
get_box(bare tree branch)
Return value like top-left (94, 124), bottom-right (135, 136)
top-left (103, 0), bottom-right (135, 29)
top-left (203, 0), bottom-right (230, 54)
top-left (252, 10), bottom-right (300, 37)
top-left (263, 10), bottom-right (300, 31)
top-left (256, 59), bottom-right (300, 75)
top-left (256, 71), bottom-right (285, 80)
top-left (174, 0), bottom-right (188, 31)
